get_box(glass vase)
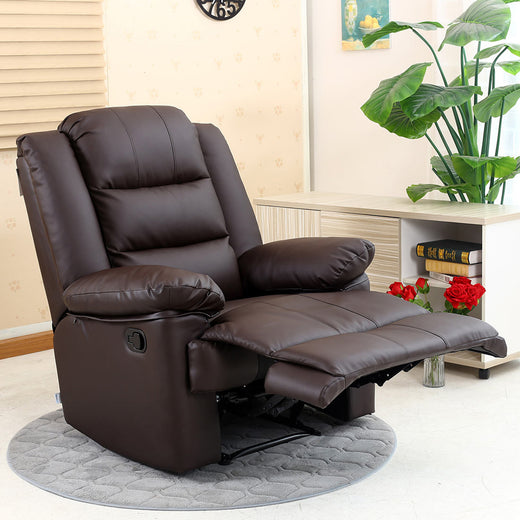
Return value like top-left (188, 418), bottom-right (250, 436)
top-left (423, 355), bottom-right (445, 388)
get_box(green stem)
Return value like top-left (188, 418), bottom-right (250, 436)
top-left (435, 121), bottom-right (454, 157)
top-left (480, 120), bottom-right (492, 202)
top-left (473, 42), bottom-right (481, 127)
top-left (460, 47), bottom-right (466, 85)
top-left (426, 132), bottom-right (467, 202)
top-left (460, 105), bottom-right (477, 156)
top-left (432, 168), bottom-right (457, 201)
top-left (452, 107), bottom-right (466, 145)
top-left (440, 112), bottom-right (463, 153)
top-left (412, 28), bottom-right (449, 87)
top-left (490, 99), bottom-right (507, 203)
top-left (411, 28), bottom-right (464, 142)
top-left (501, 182), bottom-right (507, 204)
top-left (459, 48), bottom-right (477, 156)
top-left (480, 64), bottom-right (496, 158)
top-left (432, 117), bottom-right (457, 202)
top-left (495, 98), bottom-right (505, 156)
top-left (488, 47), bottom-right (508, 96)
top-left (481, 52), bottom-right (507, 201)
top-left (481, 165), bottom-right (486, 203)
top-left (426, 133), bottom-right (455, 183)
top-left (481, 115), bottom-right (493, 157)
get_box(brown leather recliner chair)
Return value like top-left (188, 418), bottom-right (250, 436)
top-left (16, 106), bottom-right (506, 473)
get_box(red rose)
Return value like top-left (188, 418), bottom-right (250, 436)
top-left (444, 283), bottom-right (470, 310)
top-left (416, 277), bottom-right (427, 288)
top-left (471, 283), bottom-right (486, 299)
top-left (415, 277), bottom-right (430, 294)
top-left (451, 276), bottom-right (472, 286)
top-left (466, 283), bottom-right (486, 309)
top-left (387, 281), bottom-right (404, 296)
top-left (401, 285), bottom-right (417, 302)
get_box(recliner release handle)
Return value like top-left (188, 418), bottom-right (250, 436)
top-left (125, 328), bottom-right (147, 353)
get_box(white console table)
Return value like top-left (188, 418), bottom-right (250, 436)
top-left (254, 192), bottom-right (520, 377)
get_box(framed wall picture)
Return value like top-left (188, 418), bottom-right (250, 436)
top-left (341, 0), bottom-right (390, 51)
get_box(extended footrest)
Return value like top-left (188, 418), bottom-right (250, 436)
top-left (194, 291), bottom-right (506, 409)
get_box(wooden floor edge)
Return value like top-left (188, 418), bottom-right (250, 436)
top-left (0, 331), bottom-right (53, 360)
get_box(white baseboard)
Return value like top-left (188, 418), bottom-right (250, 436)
top-left (0, 321), bottom-right (52, 341)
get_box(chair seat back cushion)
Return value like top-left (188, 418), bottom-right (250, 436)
top-left (59, 106), bottom-right (243, 299)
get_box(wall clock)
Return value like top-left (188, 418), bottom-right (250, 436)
top-left (196, 0), bottom-right (246, 21)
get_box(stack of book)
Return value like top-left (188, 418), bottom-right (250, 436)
top-left (416, 239), bottom-right (482, 283)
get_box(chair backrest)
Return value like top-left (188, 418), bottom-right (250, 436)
top-left (17, 106), bottom-right (262, 326)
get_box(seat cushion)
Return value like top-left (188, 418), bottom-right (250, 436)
top-left (201, 291), bottom-right (431, 355)
top-left (189, 291), bottom-right (506, 407)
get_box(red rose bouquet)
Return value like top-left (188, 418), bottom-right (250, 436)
top-left (444, 276), bottom-right (486, 315)
top-left (387, 276), bottom-right (485, 315)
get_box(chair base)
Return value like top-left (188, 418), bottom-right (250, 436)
top-left (54, 313), bottom-right (222, 474)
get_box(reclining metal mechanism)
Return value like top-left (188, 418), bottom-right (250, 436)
top-left (218, 385), bottom-right (321, 465)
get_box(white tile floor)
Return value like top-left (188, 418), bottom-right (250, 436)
top-left (1, 350), bottom-right (519, 520)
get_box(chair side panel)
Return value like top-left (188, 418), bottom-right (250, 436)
top-left (195, 123), bottom-right (262, 258)
top-left (17, 131), bottom-right (110, 324)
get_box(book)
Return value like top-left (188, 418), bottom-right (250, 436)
top-left (428, 271), bottom-right (482, 285)
top-left (425, 259), bottom-right (482, 277)
top-left (416, 239), bottom-right (482, 264)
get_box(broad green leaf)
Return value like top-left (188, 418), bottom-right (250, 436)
top-left (487, 181), bottom-right (502, 202)
top-left (486, 156), bottom-right (518, 178)
top-left (380, 102), bottom-right (441, 138)
top-left (499, 60), bottom-right (520, 75)
top-left (406, 183), bottom-right (481, 202)
top-left (433, 167), bottom-right (459, 186)
top-left (431, 155), bottom-right (461, 184)
top-left (486, 155), bottom-right (520, 201)
top-left (452, 155), bottom-right (517, 186)
top-left (475, 42), bottom-right (520, 59)
top-left (474, 84), bottom-right (520, 121)
top-left (452, 155), bottom-right (485, 185)
top-left (441, 0), bottom-right (511, 48)
top-left (487, 168), bottom-right (520, 201)
top-left (450, 59), bottom-right (520, 85)
top-left (454, 155), bottom-right (494, 169)
top-left (406, 183), bottom-right (453, 202)
top-left (362, 21), bottom-right (443, 48)
top-left (458, 184), bottom-right (483, 202)
top-left (361, 63), bottom-right (431, 124)
top-left (401, 84), bottom-right (482, 119)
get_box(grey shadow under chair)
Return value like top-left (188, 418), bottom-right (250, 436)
top-left (16, 105), bottom-right (506, 473)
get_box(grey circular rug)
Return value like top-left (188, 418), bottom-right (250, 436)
top-left (7, 408), bottom-right (395, 510)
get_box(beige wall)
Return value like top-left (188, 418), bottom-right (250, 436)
top-left (0, 0), bottom-right (306, 332)
top-left (308, 0), bottom-right (436, 196)
top-left (105, 0), bottom-right (307, 199)
top-left (0, 150), bottom-right (50, 332)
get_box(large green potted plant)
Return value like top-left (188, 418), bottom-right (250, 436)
top-left (361, 0), bottom-right (520, 203)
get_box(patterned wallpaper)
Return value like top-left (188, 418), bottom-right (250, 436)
top-left (0, 0), bottom-right (305, 331)
top-left (106, 0), bottom-right (306, 198)
top-left (0, 149), bottom-right (50, 330)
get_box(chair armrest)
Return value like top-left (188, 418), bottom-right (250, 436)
top-left (63, 265), bottom-right (225, 317)
top-left (238, 237), bottom-right (375, 294)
